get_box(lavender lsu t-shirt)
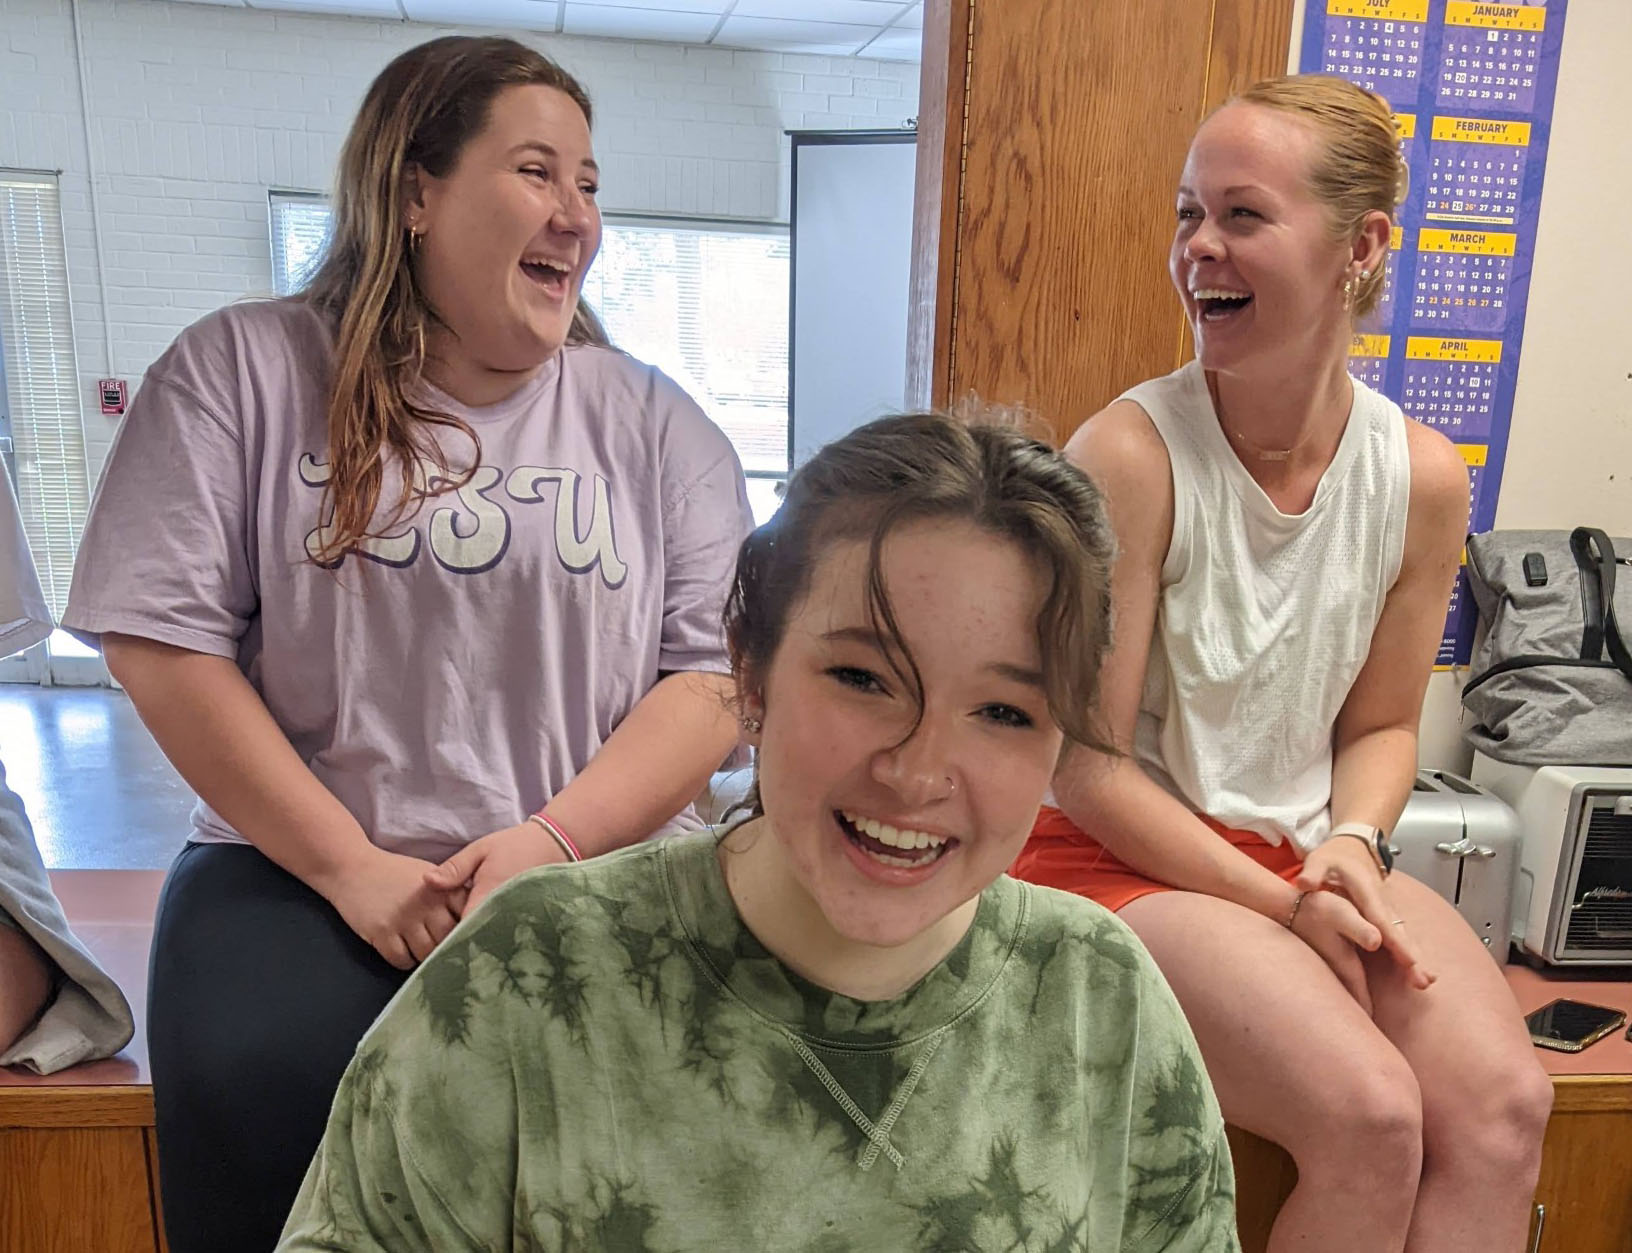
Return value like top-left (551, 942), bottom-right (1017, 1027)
top-left (65, 300), bottom-right (753, 862)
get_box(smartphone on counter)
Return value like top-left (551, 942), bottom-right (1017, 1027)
top-left (1525, 998), bottom-right (1626, 1053)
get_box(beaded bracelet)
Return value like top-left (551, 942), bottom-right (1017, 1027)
top-left (1285, 889), bottom-right (1310, 930)
top-left (526, 812), bottom-right (583, 863)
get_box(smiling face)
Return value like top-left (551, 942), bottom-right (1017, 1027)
top-left (741, 518), bottom-right (1064, 952)
top-left (1170, 102), bottom-right (1357, 375)
top-left (408, 83), bottom-right (602, 379)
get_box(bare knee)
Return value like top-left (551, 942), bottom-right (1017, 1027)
top-left (1509, 1056), bottom-right (1556, 1140)
top-left (1288, 1065), bottom-right (1424, 1190)
top-left (1431, 1051), bottom-right (1553, 1173)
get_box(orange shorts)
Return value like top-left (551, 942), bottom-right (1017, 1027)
top-left (1010, 806), bottom-right (1305, 913)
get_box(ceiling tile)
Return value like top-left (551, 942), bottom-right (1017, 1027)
top-left (399, 0), bottom-right (558, 25)
top-left (245, 0), bottom-right (403, 13)
top-left (713, 14), bottom-right (874, 53)
top-left (729, 0), bottom-right (902, 27)
top-left (562, 3), bottom-right (719, 40)
top-left (581, 0), bottom-right (724, 10)
top-left (857, 26), bottom-right (919, 60)
top-left (161, 0), bottom-right (922, 57)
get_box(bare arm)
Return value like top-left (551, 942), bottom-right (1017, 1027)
top-left (104, 634), bottom-right (463, 969)
top-left (103, 634), bottom-right (374, 892)
top-left (1328, 421), bottom-right (1470, 835)
top-left (427, 669), bottom-right (742, 909)
top-left (1278, 422), bottom-right (1467, 988)
top-left (1051, 402), bottom-right (1303, 924)
top-left (541, 670), bottom-right (740, 856)
top-left (0, 923), bottom-right (52, 1051)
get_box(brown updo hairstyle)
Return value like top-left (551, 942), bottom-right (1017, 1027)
top-left (724, 408), bottom-right (1117, 818)
top-left (1233, 74), bottom-right (1409, 318)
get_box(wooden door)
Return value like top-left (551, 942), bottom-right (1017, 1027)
top-left (909, 0), bottom-right (1296, 445)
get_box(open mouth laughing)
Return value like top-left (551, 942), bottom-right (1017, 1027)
top-left (1192, 286), bottom-right (1253, 322)
top-left (835, 810), bottom-right (956, 870)
top-left (519, 254), bottom-right (574, 299)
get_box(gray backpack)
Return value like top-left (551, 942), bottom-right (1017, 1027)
top-left (1461, 527), bottom-right (1632, 766)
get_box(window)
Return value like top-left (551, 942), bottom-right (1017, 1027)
top-left (0, 172), bottom-right (91, 621)
top-left (267, 203), bottom-right (791, 515)
top-left (583, 217), bottom-right (789, 481)
top-left (0, 171), bottom-right (103, 684)
top-left (269, 191), bottom-right (332, 297)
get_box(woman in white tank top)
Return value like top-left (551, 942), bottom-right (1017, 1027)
top-left (1011, 77), bottom-right (1551, 1252)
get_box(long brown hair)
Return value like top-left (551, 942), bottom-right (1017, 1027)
top-left (302, 36), bottom-right (610, 564)
top-left (724, 408), bottom-right (1117, 818)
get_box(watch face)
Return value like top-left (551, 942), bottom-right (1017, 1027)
top-left (1376, 830), bottom-right (1394, 873)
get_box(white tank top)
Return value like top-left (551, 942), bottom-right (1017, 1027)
top-left (1126, 360), bottom-right (1411, 853)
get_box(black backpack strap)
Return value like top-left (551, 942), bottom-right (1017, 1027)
top-left (1573, 528), bottom-right (1632, 683)
top-left (1570, 527), bottom-right (1606, 661)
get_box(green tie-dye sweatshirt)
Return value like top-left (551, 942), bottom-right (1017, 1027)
top-left (279, 833), bottom-right (1238, 1252)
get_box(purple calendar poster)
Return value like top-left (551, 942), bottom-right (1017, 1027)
top-left (1302, 0), bottom-right (1570, 666)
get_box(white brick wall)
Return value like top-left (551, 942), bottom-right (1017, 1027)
top-left (0, 0), bottom-right (920, 479)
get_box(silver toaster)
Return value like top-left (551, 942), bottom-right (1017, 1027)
top-left (1390, 769), bottom-right (1522, 962)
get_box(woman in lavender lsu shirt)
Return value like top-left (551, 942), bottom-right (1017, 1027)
top-left (64, 36), bottom-right (751, 1253)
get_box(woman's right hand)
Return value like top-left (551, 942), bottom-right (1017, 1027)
top-left (318, 848), bottom-right (468, 971)
top-left (1288, 889), bottom-right (1384, 1015)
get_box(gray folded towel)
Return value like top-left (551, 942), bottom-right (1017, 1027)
top-left (0, 764), bottom-right (136, 1074)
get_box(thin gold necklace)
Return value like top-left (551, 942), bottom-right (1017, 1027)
top-left (1208, 377), bottom-right (1320, 463)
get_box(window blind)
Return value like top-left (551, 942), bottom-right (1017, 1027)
top-left (270, 191), bottom-right (332, 297)
top-left (586, 219), bottom-right (790, 476)
top-left (0, 172), bottom-right (90, 619)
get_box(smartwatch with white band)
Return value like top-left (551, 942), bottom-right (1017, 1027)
top-left (1329, 822), bottom-right (1393, 877)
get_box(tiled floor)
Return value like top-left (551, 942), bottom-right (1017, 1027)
top-left (0, 686), bottom-right (192, 870)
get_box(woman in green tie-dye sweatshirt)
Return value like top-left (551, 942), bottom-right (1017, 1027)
top-left (279, 412), bottom-right (1240, 1252)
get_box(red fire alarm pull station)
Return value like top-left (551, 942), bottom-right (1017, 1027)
top-left (99, 378), bottom-right (127, 416)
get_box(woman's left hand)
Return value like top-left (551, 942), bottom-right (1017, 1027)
top-left (1296, 838), bottom-right (1436, 990)
top-left (425, 822), bottom-right (573, 917)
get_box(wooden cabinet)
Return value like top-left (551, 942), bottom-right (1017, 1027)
top-left (0, 872), bottom-right (167, 1252)
top-left (1226, 1125), bottom-right (1296, 1251)
top-left (1230, 1076), bottom-right (1632, 1253)
top-left (0, 1086), bottom-right (165, 1253)
top-left (1531, 1078), bottom-right (1632, 1253)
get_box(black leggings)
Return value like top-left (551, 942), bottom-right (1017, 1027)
top-left (147, 842), bottom-right (408, 1253)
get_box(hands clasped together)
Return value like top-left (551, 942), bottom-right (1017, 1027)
top-left (322, 823), bottom-right (571, 971)
top-left (1288, 836), bottom-right (1436, 1014)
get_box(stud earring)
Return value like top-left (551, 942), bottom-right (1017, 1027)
top-left (741, 716), bottom-right (762, 734)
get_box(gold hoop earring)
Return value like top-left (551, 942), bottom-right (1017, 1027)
top-left (408, 227), bottom-right (423, 253)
